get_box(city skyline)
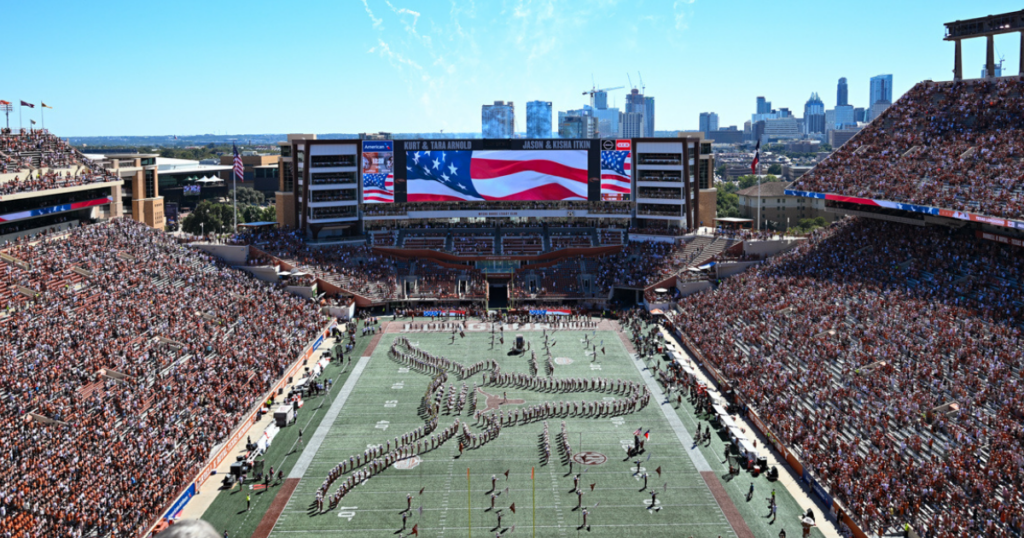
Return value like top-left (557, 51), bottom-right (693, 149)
top-left (3, 0), bottom-right (1021, 137)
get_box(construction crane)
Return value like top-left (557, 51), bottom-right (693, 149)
top-left (582, 85), bottom-right (625, 98)
top-left (637, 72), bottom-right (645, 95)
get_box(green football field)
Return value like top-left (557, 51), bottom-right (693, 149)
top-left (202, 320), bottom-right (823, 538)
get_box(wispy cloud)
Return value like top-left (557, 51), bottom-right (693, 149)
top-left (362, 0), bottom-right (384, 29)
top-left (673, 0), bottom-right (695, 31)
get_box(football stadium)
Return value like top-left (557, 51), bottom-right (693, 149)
top-left (2, 9), bottom-right (1024, 538)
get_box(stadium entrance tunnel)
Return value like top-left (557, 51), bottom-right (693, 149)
top-left (612, 287), bottom-right (641, 307)
top-left (488, 279), bottom-right (509, 309)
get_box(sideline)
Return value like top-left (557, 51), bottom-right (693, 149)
top-left (289, 354), bottom-right (372, 479)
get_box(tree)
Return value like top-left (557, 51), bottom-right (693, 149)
top-left (791, 216), bottom-right (828, 235)
top-left (229, 187), bottom-right (265, 206)
top-left (767, 163), bottom-right (783, 175)
top-left (736, 174), bottom-right (782, 190)
top-left (239, 204), bottom-right (276, 223)
top-left (715, 164), bottom-right (727, 178)
top-left (715, 182), bottom-right (740, 218)
top-left (182, 200), bottom-right (231, 235)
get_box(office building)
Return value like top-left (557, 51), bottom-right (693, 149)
top-left (482, 101), bottom-right (515, 138)
top-left (558, 108), bottom-right (596, 138)
top-left (644, 96), bottom-right (655, 138)
top-left (736, 180), bottom-right (833, 230)
top-left (867, 100), bottom-right (892, 122)
top-left (699, 112), bottom-right (719, 134)
top-left (593, 107), bottom-right (621, 138)
top-left (591, 90), bottom-right (609, 110)
top-left (982, 63), bottom-right (1003, 78)
top-left (756, 96), bottom-right (771, 114)
top-left (837, 77), bottom-right (848, 106)
top-left (623, 89), bottom-right (653, 137)
top-left (526, 100), bottom-right (552, 138)
top-left (707, 130), bottom-right (744, 144)
top-left (620, 111), bottom-right (645, 138)
top-left (803, 92), bottom-right (825, 134)
top-left (763, 117), bottom-right (802, 139)
top-left (829, 127), bottom-right (862, 148)
top-left (869, 75), bottom-right (893, 107)
top-left (834, 105), bottom-right (855, 129)
top-left (854, 107), bottom-right (866, 123)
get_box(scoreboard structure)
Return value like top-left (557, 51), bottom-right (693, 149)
top-left (275, 136), bottom-right (710, 239)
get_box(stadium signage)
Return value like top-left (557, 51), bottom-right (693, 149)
top-left (977, 230), bottom-right (1024, 249)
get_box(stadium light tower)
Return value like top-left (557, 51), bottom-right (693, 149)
top-left (0, 102), bottom-right (11, 130)
top-left (944, 10), bottom-right (1024, 80)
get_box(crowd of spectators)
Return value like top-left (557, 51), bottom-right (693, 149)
top-left (0, 218), bottom-right (326, 538)
top-left (1, 129), bottom-right (90, 172)
top-left (674, 217), bottom-right (1024, 537)
top-left (0, 170), bottom-right (117, 197)
top-left (234, 228), bottom-right (398, 301)
top-left (795, 77), bottom-right (1024, 220)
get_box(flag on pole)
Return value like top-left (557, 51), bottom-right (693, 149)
top-left (589, 483), bottom-right (595, 491)
top-left (0, 100), bottom-right (11, 106)
top-left (750, 140), bottom-right (760, 174)
top-left (410, 524), bottom-right (418, 536)
top-left (633, 428), bottom-right (642, 436)
top-left (233, 144), bottom-right (244, 181)
top-left (419, 487), bottom-right (425, 495)
top-left (504, 469), bottom-right (509, 479)
top-left (20, 101), bottom-right (34, 108)
top-left (29, 120), bottom-right (35, 125)
top-left (41, 102), bottom-right (52, 109)
top-left (644, 429), bottom-right (650, 440)
top-left (655, 466), bottom-right (662, 477)
top-left (509, 503), bottom-right (516, 514)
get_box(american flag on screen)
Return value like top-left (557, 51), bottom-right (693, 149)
top-left (406, 150), bottom-right (588, 202)
top-left (233, 144), bottom-right (244, 181)
top-left (600, 150), bottom-right (631, 200)
top-left (363, 173), bottom-right (394, 203)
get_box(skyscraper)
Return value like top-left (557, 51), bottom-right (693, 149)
top-left (837, 77), bottom-right (848, 107)
top-left (699, 112), bottom-right (719, 134)
top-left (591, 91), bottom-right (608, 110)
top-left (869, 75), bottom-right (893, 106)
top-left (803, 93), bottom-right (825, 134)
top-left (482, 101), bottom-right (515, 138)
top-left (625, 89), bottom-right (649, 136)
top-left (558, 107), bottom-right (596, 138)
top-left (644, 96), bottom-right (655, 137)
top-left (526, 100), bottom-right (552, 138)
top-left (756, 96), bottom-right (771, 114)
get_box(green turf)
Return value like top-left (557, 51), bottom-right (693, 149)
top-left (271, 327), bottom-right (738, 538)
top-left (199, 322), bottom-right (375, 538)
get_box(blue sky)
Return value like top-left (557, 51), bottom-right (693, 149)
top-left (4, 0), bottom-right (1021, 136)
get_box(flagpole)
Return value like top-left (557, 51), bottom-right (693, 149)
top-left (40, 101), bottom-right (44, 131)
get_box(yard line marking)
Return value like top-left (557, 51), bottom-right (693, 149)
top-left (289, 356), bottom-right (372, 479)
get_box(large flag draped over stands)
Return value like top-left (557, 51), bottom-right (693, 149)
top-left (529, 309), bottom-right (571, 316)
top-left (600, 149), bottom-right (631, 200)
top-left (406, 149), bottom-right (588, 202)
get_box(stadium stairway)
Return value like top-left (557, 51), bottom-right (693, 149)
top-left (494, 228), bottom-right (503, 254)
